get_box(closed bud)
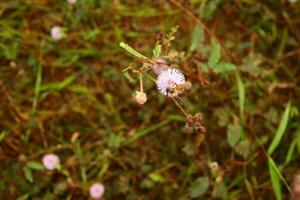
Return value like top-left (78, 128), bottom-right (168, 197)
top-left (194, 113), bottom-right (203, 122)
top-left (135, 91), bottom-right (147, 105)
top-left (186, 114), bottom-right (194, 124)
top-left (183, 123), bottom-right (193, 134)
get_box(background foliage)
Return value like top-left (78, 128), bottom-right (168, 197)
top-left (0, 0), bottom-right (299, 199)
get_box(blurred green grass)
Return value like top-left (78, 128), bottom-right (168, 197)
top-left (0, 0), bottom-right (300, 199)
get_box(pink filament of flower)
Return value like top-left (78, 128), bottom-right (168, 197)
top-left (167, 79), bottom-right (174, 85)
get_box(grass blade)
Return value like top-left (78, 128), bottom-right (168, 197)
top-left (40, 74), bottom-right (77, 91)
top-left (268, 156), bottom-right (292, 199)
top-left (284, 139), bottom-right (296, 165)
top-left (236, 74), bottom-right (245, 119)
top-left (0, 131), bottom-right (6, 143)
top-left (127, 115), bottom-right (184, 144)
top-left (267, 102), bottom-right (291, 155)
top-left (268, 157), bottom-right (282, 200)
top-left (32, 62), bottom-right (42, 112)
top-left (75, 142), bottom-right (87, 184)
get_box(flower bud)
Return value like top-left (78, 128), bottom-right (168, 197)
top-left (183, 123), bottom-right (193, 134)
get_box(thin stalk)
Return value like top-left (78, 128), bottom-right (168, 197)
top-left (139, 69), bottom-right (156, 83)
top-left (171, 97), bottom-right (188, 117)
top-left (139, 72), bottom-right (143, 92)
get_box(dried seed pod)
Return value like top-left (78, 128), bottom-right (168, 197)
top-left (183, 123), bottom-right (193, 134)
top-left (193, 113), bottom-right (203, 122)
top-left (194, 121), bottom-right (202, 129)
top-left (198, 126), bottom-right (207, 133)
top-left (194, 122), bottom-right (206, 133)
top-left (186, 114), bottom-right (194, 125)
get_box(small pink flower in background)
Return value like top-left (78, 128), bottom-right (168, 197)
top-left (156, 68), bottom-right (185, 97)
top-left (51, 26), bottom-right (64, 40)
top-left (67, 0), bottom-right (77, 4)
top-left (42, 154), bottom-right (60, 170)
top-left (89, 183), bottom-right (105, 199)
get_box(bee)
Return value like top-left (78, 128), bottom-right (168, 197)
top-left (166, 83), bottom-right (185, 97)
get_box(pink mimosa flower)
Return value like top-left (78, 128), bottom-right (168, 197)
top-left (89, 183), bottom-right (105, 199)
top-left (42, 154), bottom-right (60, 170)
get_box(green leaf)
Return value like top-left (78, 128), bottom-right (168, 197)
top-left (0, 131), bottom-right (6, 143)
top-left (152, 44), bottom-right (161, 60)
top-left (227, 123), bottom-right (242, 147)
top-left (208, 40), bottom-right (221, 67)
top-left (212, 181), bottom-right (228, 199)
top-left (214, 62), bottom-right (236, 73)
top-left (235, 139), bottom-right (251, 158)
top-left (119, 42), bottom-right (148, 60)
top-left (68, 86), bottom-right (91, 94)
top-left (267, 102), bottom-right (291, 155)
top-left (268, 157), bottom-right (282, 200)
top-left (141, 179), bottom-right (154, 189)
top-left (23, 167), bottom-right (33, 183)
top-left (190, 176), bottom-right (209, 198)
top-left (149, 172), bottom-right (164, 183)
top-left (199, 0), bottom-right (221, 21)
top-left (1, 42), bottom-right (19, 60)
top-left (108, 133), bottom-right (124, 149)
top-left (236, 74), bottom-right (245, 119)
top-left (26, 161), bottom-right (44, 171)
top-left (83, 29), bottom-right (101, 41)
top-left (190, 25), bottom-right (204, 52)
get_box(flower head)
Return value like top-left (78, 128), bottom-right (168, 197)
top-left (156, 68), bottom-right (185, 97)
top-left (67, 0), bottom-right (77, 4)
top-left (42, 154), bottom-right (60, 170)
top-left (89, 183), bottom-right (105, 199)
top-left (51, 26), bottom-right (64, 40)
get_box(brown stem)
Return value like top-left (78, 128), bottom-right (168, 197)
top-left (171, 97), bottom-right (188, 117)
